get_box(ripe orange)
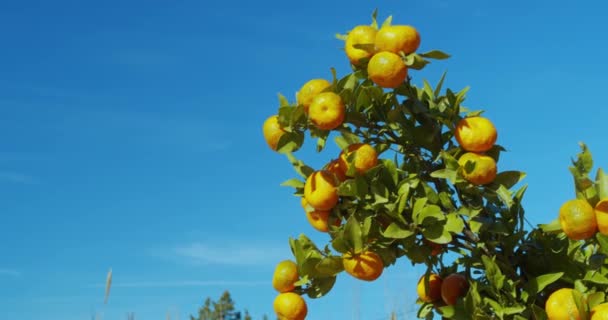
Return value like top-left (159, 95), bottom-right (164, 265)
top-left (545, 288), bottom-right (581, 320)
top-left (559, 199), bottom-right (597, 240)
top-left (591, 302), bottom-right (608, 320)
top-left (301, 197), bottom-right (341, 233)
top-left (440, 274), bottom-right (468, 306)
top-left (596, 199), bottom-right (608, 236)
top-left (374, 25), bottom-right (420, 55)
top-left (296, 79), bottom-right (332, 113)
top-left (338, 143), bottom-right (378, 177)
top-left (458, 152), bottom-right (497, 185)
top-left (416, 274), bottom-right (442, 303)
top-left (325, 159), bottom-right (347, 182)
top-left (367, 51), bottom-right (408, 88)
top-left (455, 117), bottom-right (498, 152)
top-left (272, 260), bottom-right (299, 293)
top-left (342, 250), bottom-right (384, 281)
top-left (304, 170), bottom-right (339, 211)
top-left (308, 92), bottom-right (345, 130)
top-left (262, 115), bottom-right (287, 151)
top-left (345, 25), bottom-right (377, 65)
top-left (273, 292), bottom-right (308, 320)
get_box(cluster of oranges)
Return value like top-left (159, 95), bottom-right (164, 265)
top-left (263, 18), bottom-right (494, 320)
top-left (454, 116), bottom-right (499, 185)
top-left (545, 288), bottom-right (608, 320)
top-left (416, 273), bottom-right (469, 308)
top-left (559, 197), bottom-right (608, 241)
top-left (345, 23), bottom-right (420, 88)
top-left (272, 260), bottom-right (308, 320)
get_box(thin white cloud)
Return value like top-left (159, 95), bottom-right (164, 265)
top-left (89, 280), bottom-right (265, 289)
top-left (172, 242), bottom-right (289, 266)
top-left (0, 171), bottom-right (39, 185)
top-left (0, 269), bottom-right (21, 277)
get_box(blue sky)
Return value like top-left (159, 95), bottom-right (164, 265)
top-left (1, 0), bottom-right (608, 319)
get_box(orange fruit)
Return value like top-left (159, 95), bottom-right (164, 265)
top-left (545, 288), bottom-right (581, 320)
top-left (262, 115), bottom-right (287, 151)
top-left (296, 79), bottom-right (332, 113)
top-left (273, 292), bottom-right (308, 320)
top-left (596, 199), bottom-right (608, 235)
top-left (345, 25), bottom-right (377, 65)
top-left (342, 250), bottom-right (384, 281)
top-left (559, 199), bottom-right (597, 240)
top-left (301, 197), bottom-right (341, 232)
top-left (591, 303), bottom-right (608, 320)
top-left (367, 51), bottom-right (408, 88)
top-left (304, 170), bottom-right (339, 211)
top-left (338, 143), bottom-right (379, 177)
top-left (458, 152), bottom-right (497, 185)
top-left (440, 274), bottom-right (468, 306)
top-left (374, 25), bottom-right (420, 55)
top-left (325, 159), bottom-right (347, 182)
top-left (308, 92), bottom-right (345, 131)
top-left (416, 274), bottom-right (443, 303)
top-left (272, 260), bottom-right (299, 293)
top-left (455, 117), bottom-right (498, 152)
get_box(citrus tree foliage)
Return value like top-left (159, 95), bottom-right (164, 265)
top-left (264, 11), bottom-right (608, 320)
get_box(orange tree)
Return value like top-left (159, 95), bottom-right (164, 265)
top-left (263, 10), bottom-right (608, 320)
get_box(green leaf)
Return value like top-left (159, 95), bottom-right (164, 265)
top-left (404, 53), bottom-right (430, 70)
top-left (588, 292), bottom-right (606, 310)
top-left (482, 255), bottom-right (505, 290)
top-left (583, 271), bottom-right (608, 285)
top-left (539, 218), bottom-right (562, 233)
top-left (415, 205), bottom-right (445, 226)
top-left (331, 234), bottom-right (349, 254)
top-left (504, 305), bottom-right (526, 316)
top-left (382, 223), bottom-right (414, 239)
top-left (281, 178), bottom-right (304, 189)
top-left (306, 276), bottom-right (337, 299)
top-left (529, 272), bottom-right (564, 295)
top-left (419, 50), bottom-right (451, 60)
top-left (370, 8), bottom-right (378, 29)
top-left (571, 289), bottom-right (589, 320)
top-left (572, 142), bottom-right (594, 176)
top-left (493, 171), bottom-right (527, 189)
top-left (434, 71), bottom-right (447, 97)
top-left (423, 223), bottom-right (452, 244)
top-left (344, 216), bottom-right (363, 253)
top-left (278, 93), bottom-right (290, 107)
top-left (597, 234), bottom-right (608, 255)
top-left (431, 168), bottom-right (459, 184)
top-left (445, 212), bottom-right (465, 234)
top-left (596, 168), bottom-right (608, 200)
top-left (315, 256), bottom-right (344, 276)
top-left (380, 15), bottom-right (392, 28)
top-left (496, 185), bottom-right (514, 209)
top-left (277, 131), bottom-right (304, 153)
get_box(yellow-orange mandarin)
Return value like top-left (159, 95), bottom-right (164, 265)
top-left (342, 250), bottom-right (384, 281)
top-left (262, 115), bottom-right (287, 151)
top-left (545, 288), bottom-right (581, 320)
top-left (417, 274), bottom-right (442, 303)
top-left (367, 51), bottom-right (408, 89)
top-left (559, 199), bottom-right (597, 240)
top-left (374, 25), bottom-right (421, 55)
top-left (296, 79), bottom-right (332, 113)
top-left (273, 292), bottom-right (307, 320)
top-left (344, 25), bottom-right (377, 65)
top-left (338, 143), bottom-right (379, 177)
top-left (272, 260), bottom-right (299, 293)
top-left (304, 170), bottom-right (339, 211)
top-left (308, 92), bottom-right (345, 131)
